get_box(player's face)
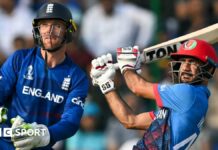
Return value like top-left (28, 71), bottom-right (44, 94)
top-left (38, 19), bottom-right (66, 49)
top-left (178, 58), bottom-right (201, 83)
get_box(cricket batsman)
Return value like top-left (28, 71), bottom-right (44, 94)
top-left (90, 39), bottom-right (218, 149)
top-left (0, 2), bottom-right (89, 150)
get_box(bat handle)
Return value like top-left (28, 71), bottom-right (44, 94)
top-left (113, 63), bottom-right (141, 73)
top-left (113, 63), bottom-right (119, 70)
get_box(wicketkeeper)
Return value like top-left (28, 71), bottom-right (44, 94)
top-left (0, 2), bottom-right (88, 150)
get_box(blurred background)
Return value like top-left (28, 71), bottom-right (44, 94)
top-left (0, 0), bottom-right (217, 149)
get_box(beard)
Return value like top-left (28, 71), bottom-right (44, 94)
top-left (41, 34), bottom-right (64, 49)
top-left (179, 71), bottom-right (195, 83)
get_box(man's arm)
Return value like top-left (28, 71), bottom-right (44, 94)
top-left (116, 46), bottom-right (156, 100)
top-left (105, 91), bottom-right (153, 130)
top-left (90, 54), bottom-right (153, 130)
top-left (123, 70), bottom-right (156, 100)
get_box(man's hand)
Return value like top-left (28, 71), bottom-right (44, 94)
top-left (90, 53), bottom-right (116, 94)
top-left (11, 116), bottom-right (50, 150)
top-left (0, 107), bottom-right (7, 123)
top-left (11, 115), bottom-right (24, 129)
top-left (116, 46), bottom-right (141, 74)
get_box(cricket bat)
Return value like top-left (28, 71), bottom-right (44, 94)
top-left (114, 23), bottom-right (218, 68)
top-left (143, 23), bottom-right (218, 63)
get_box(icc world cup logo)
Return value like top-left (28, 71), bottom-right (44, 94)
top-left (24, 65), bottom-right (34, 80)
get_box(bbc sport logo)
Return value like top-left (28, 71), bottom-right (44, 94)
top-left (0, 127), bottom-right (46, 137)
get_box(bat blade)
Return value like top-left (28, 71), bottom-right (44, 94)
top-left (143, 23), bottom-right (218, 63)
top-left (113, 23), bottom-right (218, 70)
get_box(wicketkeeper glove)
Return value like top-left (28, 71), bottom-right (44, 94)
top-left (11, 116), bottom-right (50, 150)
top-left (116, 46), bottom-right (141, 74)
top-left (90, 53), bottom-right (116, 94)
top-left (0, 107), bottom-right (7, 123)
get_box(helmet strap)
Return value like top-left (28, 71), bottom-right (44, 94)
top-left (44, 51), bottom-right (48, 73)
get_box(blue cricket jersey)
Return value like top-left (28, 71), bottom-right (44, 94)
top-left (134, 83), bottom-right (209, 150)
top-left (0, 47), bottom-right (89, 149)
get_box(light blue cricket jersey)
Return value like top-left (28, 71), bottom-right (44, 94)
top-left (152, 83), bottom-right (210, 150)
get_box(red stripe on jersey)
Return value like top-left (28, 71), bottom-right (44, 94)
top-left (149, 111), bottom-right (155, 120)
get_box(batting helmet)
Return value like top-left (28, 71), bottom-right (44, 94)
top-left (171, 39), bottom-right (218, 64)
top-left (169, 39), bottom-right (218, 84)
top-left (32, 2), bottom-right (77, 51)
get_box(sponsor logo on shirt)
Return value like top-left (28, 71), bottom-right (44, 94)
top-left (0, 76), bottom-right (2, 80)
top-left (71, 97), bottom-right (84, 108)
top-left (23, 65), bottom-right (34, 80)
top-left (156, 109), bottom-right (168, 119)
top-left (22, 86), bottom-right (64, 104)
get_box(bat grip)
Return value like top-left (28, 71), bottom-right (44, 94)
top-left (113, 63), bottom-right (141, 73)
top-left (114, 63), bottom-right (119, 70)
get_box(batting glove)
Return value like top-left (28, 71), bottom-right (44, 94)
top-left (90, 53), bottom-right (116, 94)
top-left (11, 116), bottom-right (50, 150)
top-left (116, 46), bottom-right (141, 74)
top-left (0, 107), bottom-right (8, 123)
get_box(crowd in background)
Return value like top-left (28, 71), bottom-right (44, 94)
top-left (0, 0), bottom-right (218, 149)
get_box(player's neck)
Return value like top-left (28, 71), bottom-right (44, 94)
top-left (41, 48), bottom-right (66, 68)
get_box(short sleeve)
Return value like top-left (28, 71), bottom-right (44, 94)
top-left (153, 83), bottom-right (196, 112)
